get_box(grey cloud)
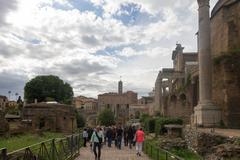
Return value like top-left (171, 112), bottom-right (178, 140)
top-left (0, 71), bottom-right (28, 98)
top-left (0, 40), bottom-right (23, 58)
top-left (81, 35), bottom-right (99, 46)
top-left (0, 0), bottom-right (17, 26)
top-left (56, 59), bottom-right (112, 76)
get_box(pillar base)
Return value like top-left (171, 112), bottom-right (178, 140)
top-left (194, 101), bottom-right (221, 127)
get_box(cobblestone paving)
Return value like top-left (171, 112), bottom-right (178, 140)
top-left (76, 144), bottom-right (150, 160)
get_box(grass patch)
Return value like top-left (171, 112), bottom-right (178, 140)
top-left (144, 139), bottom-right (202, 160)
top-left (171, 148), bottom-right (202, 160)
top-left (0, 132), bottom-right (64, 152)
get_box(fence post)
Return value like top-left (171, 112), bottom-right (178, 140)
top-left (51, 139), bottom-right (56, 160)
top-left (165, 152), bottom-right (168, 160)
top-left (71, 135), bottom-right (73, 158)
top-left (150, 145), bottom-right (153, 157)
top-left (157, 148), bottom-right (160, 160)
top-left (77, 134), bottom-right (80, 154)
top-left (2, 148), bottom-right (7, 160)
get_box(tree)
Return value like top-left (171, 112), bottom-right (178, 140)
top-left (24, 75), bottom-right (73, 104)
top-left (98, 109), bottom-right (115, 126)
top-left (76, 111), bottom-right (85, 128)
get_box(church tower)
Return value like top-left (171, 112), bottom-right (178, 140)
top-left (118, 79), bottom-right (123, 94)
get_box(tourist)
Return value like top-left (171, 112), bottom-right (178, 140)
top-left (103, 127), bottom-right (107, 145)
top-left (113, 126), bottom-right (117, 147)
top-left (106, 127), bottom-right (113, 147)
top-left (99, 127), bottom-right (104, 147)
top-left (87, 127), bottom-right (93, 142)
top-left (127, 126), bottom-right (134, 149)
top-left (135, 127), bottom-right (145, 156)
top-left (90, 127), bottom-right (103, 160)
top-left (132, 126), bottom-right (137, 146)
top-left (116, 126), bottom-right (123, 149)
top-left (124, 127), bottom-right (128, 146)
top-left (82, 128), bottom-right (88, 147)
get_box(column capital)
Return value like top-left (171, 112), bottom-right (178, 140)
top-left (197, 0), bottom-right (210, 8)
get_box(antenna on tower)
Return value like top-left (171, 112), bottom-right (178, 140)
top-left (120, 76), bottom-right (122, 81)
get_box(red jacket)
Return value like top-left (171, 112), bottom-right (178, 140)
top-left (136, 130), bottom-right (144, 142)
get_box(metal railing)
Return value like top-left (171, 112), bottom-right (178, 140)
top-left (144, 141), bottom-right (184, 160)
top-left (0, 134), bottom-right (82, 160)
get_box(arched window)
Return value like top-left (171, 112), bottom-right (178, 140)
top-left (179, 94), bottom-right (187, 101)
top-left (170, 95), bottom-right (177, 102)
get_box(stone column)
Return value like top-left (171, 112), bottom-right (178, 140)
top-left (159, 78), bottom-right (163, 114)
top-left (168, 78), bottom-right (173, 93)
top-left (194, 0), bottom-right (221, 127)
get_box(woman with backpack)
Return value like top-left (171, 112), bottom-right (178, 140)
top-left (90, 127), bottom-right (103, 160)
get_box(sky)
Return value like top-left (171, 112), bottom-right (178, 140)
top-left (0, 0), bottom-right (218, 100)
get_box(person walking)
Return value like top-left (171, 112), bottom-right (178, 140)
top-left (127, 126), bottom-right (134, 149)
top-left (132, 126), bottom-right (137, 146)
top-left (90, 127), bottom-right (103, 160)
top-left (124, 127), bottom-right (128, 146)
top-left (106, 127), bottom-right (113, 147)
top-left (135, 128), bottom-right (145, 156)
top-left (116, 126), bottom-right (123, 149)
top-left (82, 128), bottom-right (88, 147)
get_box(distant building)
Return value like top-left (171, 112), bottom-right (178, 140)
top-left (98, 80), bottom-right (137, 124)
top-left (73, 96), bottom-right (98, 126)
top-left (0, 95), bottom-right (8, 111)
top-left (73, 96), bottom-right (98, 111)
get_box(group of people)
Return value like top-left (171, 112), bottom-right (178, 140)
top-left (82, 125), bottom-right (145, 160)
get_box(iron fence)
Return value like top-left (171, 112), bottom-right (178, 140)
top-left (0, 134), bottom-right (82, 160)
top-left (144, 141), bottom-right (184, 160)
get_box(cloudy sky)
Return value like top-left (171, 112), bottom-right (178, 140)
top-left (0, 0), bottom-right (218, 100)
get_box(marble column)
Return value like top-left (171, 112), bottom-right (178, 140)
top-left (159, 78), bottom-right (163, 114)
top-left (168, 78), bottom-right (173, 93)
top-left (194, 0), bottom-right (221, 127)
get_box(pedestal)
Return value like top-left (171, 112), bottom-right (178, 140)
top-left (194, 101), bottom-right (221, 127)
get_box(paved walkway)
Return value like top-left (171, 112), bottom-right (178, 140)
top-left (76, 144), bottom-right (150, 160)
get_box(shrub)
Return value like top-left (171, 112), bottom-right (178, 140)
top-left (140, 113), bottom-right (150, 123)
top-left (144, 117), bottom-right (156, 133)
top-left (155, 117), bottom-right (183, 135)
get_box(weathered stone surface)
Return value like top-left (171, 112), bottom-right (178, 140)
top-left (22, 103), bottom-right (77, 133)
top-left (155, 136), bottom-right (187, 150)
top-left (0, 110), bottom-right (9, 136)
top-left (184, 127), bottom-right (240, 159)
top-left (206, 143), bottom-right (240, 160)
top-left (211, 0), bottom-right (240, 128)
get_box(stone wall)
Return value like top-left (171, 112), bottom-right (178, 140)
top-left (22, 103), bottom-right (77, 133)
top-left (165, 92), bottom-right (193, 123)
top-left (0, 111), bottom-right (9, 136)
top-left (211, 0), bottom-right (240, 128)
top-left (184, 127), bottom-right (240, 159)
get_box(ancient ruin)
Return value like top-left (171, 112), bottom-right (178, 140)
top-left (0, 110), bottom-right (9, 136)
top-left (154, 0), bottom-right (240, 128)
top-left (22, 103), bottom-right (77, 133)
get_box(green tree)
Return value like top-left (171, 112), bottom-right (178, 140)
top-left (98, 109), bottom-right (115, 126)
top-left (24, 75), bottom-right (73, 104)
top-left (76, 112), bottom-right (85, 128)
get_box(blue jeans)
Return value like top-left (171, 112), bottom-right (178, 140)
top-left (107, 137), bottom-right (112, 147)
top-left (117, 136), bottom-right (122, 149)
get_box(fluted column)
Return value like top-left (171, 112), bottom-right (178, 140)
top-left (194, 0), bottom-right (221, 127)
